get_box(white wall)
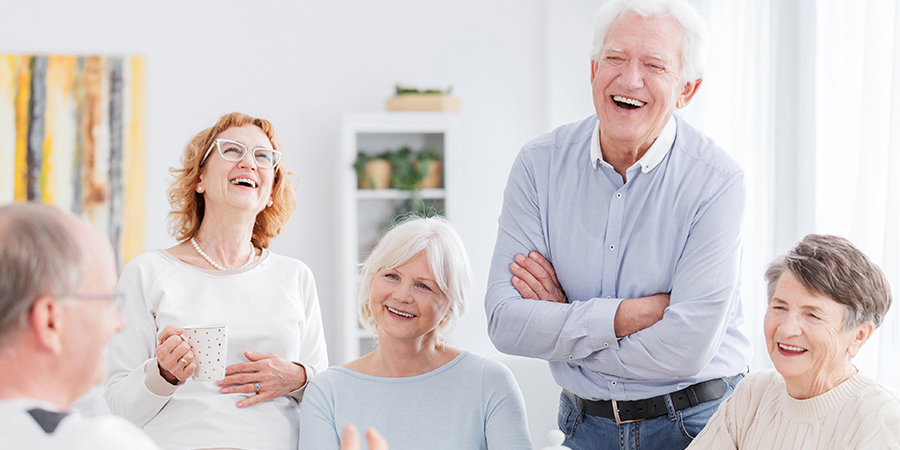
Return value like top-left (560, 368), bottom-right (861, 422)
top-left (1, 0), bottom-right (545, 353)
top-left (547, 0), bottom-right (599, 129)
top-left (2, 0), bottom-right (581, 445)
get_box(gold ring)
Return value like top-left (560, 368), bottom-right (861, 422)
top-left (180, 358), bottom-right (189, 367)
top-left (254, 382), bottom-right (260, 394)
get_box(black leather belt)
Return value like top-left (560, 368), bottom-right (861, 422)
top-left (563, 375), bottom-right (739, 425)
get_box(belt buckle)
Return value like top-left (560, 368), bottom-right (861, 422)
top-left (611, 400), bottom-right (644, 425)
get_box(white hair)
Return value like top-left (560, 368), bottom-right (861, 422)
top-left (358, 215), bottom-right (473, 343)
top-left (590, 0), bottom-right (709, 82)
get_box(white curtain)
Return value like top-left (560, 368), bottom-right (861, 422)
top-left (688, 0), bottom-right (900, 389)
top-left (813, 0), bottom-right (900, 389)
top-left (684, 0), bottom-right (775, 372)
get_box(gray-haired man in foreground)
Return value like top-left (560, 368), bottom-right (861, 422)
top-left (0, 202), bottom-right (378, 450)
top-left (0, 203), bottom-right (160, 449)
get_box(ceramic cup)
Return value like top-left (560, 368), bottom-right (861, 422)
top-left (182, 324), bottom-right (227, 381)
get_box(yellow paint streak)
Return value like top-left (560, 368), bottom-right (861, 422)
top-left (43, 56), bottom-right (78, 206)
top-left (14, 56), bottom-right (31, 201)
top-left (40, 134), bottom-right (53, 202)
top-left (124, 56), bottom-right (146, 264)
top-left (0, 55), bottom-right (18, 203)
top-left (41, 58), bottom-right (66, 203)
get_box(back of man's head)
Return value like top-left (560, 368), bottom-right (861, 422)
top-left (0, 203), bottom-right (88, 348)
top-left (0, 204), bottom-right (155, 448)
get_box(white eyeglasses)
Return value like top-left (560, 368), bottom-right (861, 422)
top-left (202, 139), bottom-right (283, 169)
top-left (68, 292), bottom-right (126, 312)
top-left (29, 292), bottom-right (126, 314)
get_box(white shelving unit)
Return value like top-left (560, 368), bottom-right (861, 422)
top-left (335, 112), bottom-right (458, 364)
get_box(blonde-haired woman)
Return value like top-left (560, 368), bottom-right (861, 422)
top-left (105, 112), bottom-right (327, 450)
top-left (299, 216), bottom-right (532, 450)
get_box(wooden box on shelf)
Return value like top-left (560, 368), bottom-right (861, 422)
top-left (386, 94), bottom-right (460, 112)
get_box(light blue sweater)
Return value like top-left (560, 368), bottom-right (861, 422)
top-left (298, 351), bottom-right (532, 450)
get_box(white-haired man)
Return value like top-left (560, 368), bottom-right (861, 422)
top-left (0, 203), bottom-right (159, 449)
top-left (486, 1), bottom-right (751, 449)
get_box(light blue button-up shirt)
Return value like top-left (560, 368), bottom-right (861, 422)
top-left (485, 114), bottom-right (752, 401)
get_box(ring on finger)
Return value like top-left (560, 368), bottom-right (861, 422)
top-left (179, 357), bottom-right (189, 367)
top-left (254, 382), bottom-right (260, 395)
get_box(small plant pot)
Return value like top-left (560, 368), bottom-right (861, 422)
top-left (416, 160), bottom-right (443, 189)
top-left (358, 159), bottom-right (392, 189)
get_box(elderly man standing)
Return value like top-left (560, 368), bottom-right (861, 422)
top-left (0, 203), bottom-right (159, 449)
top-left (485, 1), bottom-right (751, 449)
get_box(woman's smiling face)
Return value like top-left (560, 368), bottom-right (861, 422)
top-left (764, 271), bottom-right (869, 398)
top-left (368, 251), bottom-right (450, 346)
top-left (198, 124), bottom-right (275, 215)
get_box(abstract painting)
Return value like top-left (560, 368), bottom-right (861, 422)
top-left (0, 54), bottom-right (145, 268)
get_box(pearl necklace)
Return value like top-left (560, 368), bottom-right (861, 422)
top-left (190, 237), bottom-right (254, 270)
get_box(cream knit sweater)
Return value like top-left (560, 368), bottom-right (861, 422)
top-left (687, 369), bottom-right (900, 449)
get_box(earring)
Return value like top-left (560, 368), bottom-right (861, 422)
top-left (267, 199), bottom-right (273, 207)
top-left (196, 185), bottom-right (204, 193)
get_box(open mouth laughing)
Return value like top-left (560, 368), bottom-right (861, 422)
top-left (230, 177), bottom-right (258, 188)
top-left (612, 95), bottom-right (646, 110)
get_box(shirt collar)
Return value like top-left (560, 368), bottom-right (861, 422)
top-left (591, 116), bottom-right (677, 173)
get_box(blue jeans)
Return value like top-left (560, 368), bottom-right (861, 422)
top-left (557, 375), bottom-right (743, 450)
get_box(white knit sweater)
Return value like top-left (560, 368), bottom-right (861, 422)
top-left (687, 369), bottom-right (900, 449)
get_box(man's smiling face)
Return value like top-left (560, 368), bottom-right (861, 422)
top-left (591, 11), bottom-right (700, 155)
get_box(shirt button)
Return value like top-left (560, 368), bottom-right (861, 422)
top-left (603, 342), bottom-right (609, 348)
top-left (568, 355), bottom-right (574, 360)
top-left (609, 244), bottom-right (615, 250)
top-left (616, 193), bottom-right (622, 198)
top-left (611, 381), bottom-right (617, 386)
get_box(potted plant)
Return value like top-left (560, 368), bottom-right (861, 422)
top-left (353, 151), bottom-right (392, 189)
top-left (388, 146), bottom-right (428, 191)
top-left (415, 148), bottom-right (442, 189)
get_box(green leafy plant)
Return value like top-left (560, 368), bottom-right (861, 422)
top-left (352, 151), bottom-right (372, 180)
top-left (415, 148), bottom-right (440, 185)
top-left (416, 148), bottom-right (440, 162)
top-left (395, 84), bottom-right (453, 95)
top-left (388, 147), bottom-right (429, 191)
top-left (381, 199), bottom-right (446, 231)
top-left (353, 151), bottom-right (391, 189)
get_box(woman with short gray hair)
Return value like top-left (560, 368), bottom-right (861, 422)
top-left (298, 216), bottom-right (532, 449)
top-left (688, 234), bottom-right (900, 449)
